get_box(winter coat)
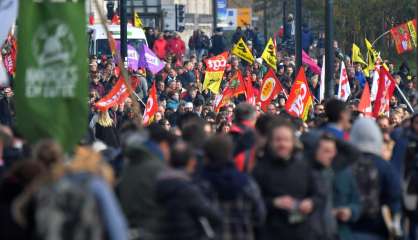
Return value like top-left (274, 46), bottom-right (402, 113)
top-left (117, 139), bottom-right (166, 240)
top-left (333, 167), bottom-right (362, 240)
top-left (95, 123), bottom-right (120, 148)
top-left (153, 168), bottom-right (221, 240)
top-left (253, 151), bottom-right (321, 240)
top-left (153, 38), bottom-right (167, 60)
top-left (211, 34), bottom-right (227, 56)
top-left (197, 163), bottom-right (266, 240)
top-left (166, 37), bottom-right (186, 57)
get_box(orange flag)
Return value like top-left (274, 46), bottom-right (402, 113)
top-left (285, 68), bottom-right (313, 121)
top-left (228, 70), bottom-right (246, 97)
top-left (143, 81), bottom-right (159, 126)
top-left (257, 68), bottom-right (285, 112)
top-left (358, 82), bottom-right (373, 117)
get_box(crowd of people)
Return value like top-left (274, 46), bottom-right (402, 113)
top-left (0, 19), bottom-right (418, 240)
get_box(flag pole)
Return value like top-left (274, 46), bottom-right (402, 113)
top-left (395, 84), bottom-right (415, 113)
top-left (93, 0), bottom-right (146, 109)
top-left (371, 30), bottom-right (390, 47)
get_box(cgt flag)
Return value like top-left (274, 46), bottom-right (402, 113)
top-left (257, 68), bottom-right (285, 112)
top-left (232, 38), bottom-right (255, 64)
top-left (261, 38), bottom-right (277, 71)
top-left (373, 67), bottom-right (396, 118)
top-left (143, 81), bottom-right (159, 126)
top-left (337, 61), bottom-right (351, 101)
top-left (15, 0), bottom-right (88, 151)
top-left (285, 68), bottom-right (313, 121)
top-left (203, 51), bottom-right (228, 94)
top-left (390, 21), bottom-right (414, 54)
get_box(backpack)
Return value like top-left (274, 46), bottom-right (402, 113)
top-left (34, 174), bottom-right (104, 240)
top-left (352, 154), bottom-right (381, 217)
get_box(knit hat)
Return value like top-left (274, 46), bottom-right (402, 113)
top-left (350, 117), bottom-right (383, 156)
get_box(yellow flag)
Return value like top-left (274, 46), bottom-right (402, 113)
top-left (364, 38), bottom-right (379, 76)
top-left (134, 12), bottom-right (142, 28)
top-left (232, 38), bottom-right (254, 64)
top-left (352, 43), bottom-right (367, 66)
top-left (203, 71), bottom-right (224, 94)
top-left (261, 38), bottom-right (277, 70)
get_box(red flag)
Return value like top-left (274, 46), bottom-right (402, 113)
top-left (337, 61), bottom-right (351, 101)
top-left (111, 14), bottom-right (120, 25)
top-left (95, 76), bottom-right (139, 111)
top-left (143, 81), bottom-right (159, 126)
top-left (257, 68), bottom-right (285, 112)
top-left (2, 34), bottom-right (17, 76)
top-left (285, 68), bottom-right (313, 121)
top-left (228, 70), bottom-right (246, 97)
top-left (390, 21), bottom-right (414, 54)
top-left (89, 13), bottom-right (95, 25)
top-left (204, 51), bottom-right (229, 71)
top-left (373, 67), bottom-right (396, 118)
top-left (358, 82), bottom-right (373, 117)
top-left (244, 76), bottom-right (256, 105)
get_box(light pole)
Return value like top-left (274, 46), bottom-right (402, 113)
top-left (325, 0), bottom-right (334, 98)
top-left (120, 0), bottom-right (128, 62)
top-left (295, 0), bottom-right (302, 71)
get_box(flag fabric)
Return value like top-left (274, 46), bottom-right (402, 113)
top-left (141, 44), bottom-right (165, 74)
top-left (261, 38), bottom-right (277, 70)
top-left (134, 12), bottom-right (143, 28)
top-left (89, 13), bottom-right (95, 25)
top-left (116, 42), bottom-right (140, 70)
top-left (108, 32), bottom-right (117, 56)
top-left (370, 66), bottom-right (380, 101)
top-left (319, 55), bottom-right (325, 102)
top-left (2, 33), bottom-right (17, 76)
top-left (285, 68), bottom-right (313, 121)
top-left (302, 50), bottom-right (321, 74)
top-left (203, 51), bottom-right (228, 94)
top-left (244, 76), bottom-right (256, 105)
top-left (258, 68), bottom-right (284, 112)
top-left (337, 61), bottom-right (351, 101)
top-left (365, 38), bottom-right (379, 75)
top-left (352, 43), bottom-right (367, 65)
top-left (390, 21), bottom-right (414, 54)
top-left (373, 67), bottom-right (396, 118)
top-left (231, 38), bottom-right (255, 64)
top-left (358, 82), bottom-right (373, 117)
top-left (95, 75), bottom-right (139, 111)
top-left (228, 70), bottom-right (247, 97)
top-left (112, 14), bottom-right (120, 25)
top-left (407, 19), bottom-right (417, 48)
top-left (15, 0), bottom-right (88, 151)
top-left (143, 81), bottom-right (159, 126)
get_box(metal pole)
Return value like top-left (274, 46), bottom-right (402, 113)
top-left (416, 0), bottom-right (418, 91)
top-left (130, 0), bottom-right (135, 26)
top-left (396, 84), bottom-right (415, 113)
top-left (212, 0), bottom-right (217, 31)
top-left (120, 0), bottom-right (128, 61)
top-left (282, 0), bottom-right (286, 43)
top-left (295, 0), bottom-right (302, 71)
top-left (263, 0), bottom-right (268, 43)
top-left (325, 0), bottom-right (334, 98)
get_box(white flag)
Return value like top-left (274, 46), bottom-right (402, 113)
top-left (370, 67), bottom-right (380, 101)
top-left (319, 55), bottom-right (325, 102)
top-left (337, 61), bottom-right (351, 101)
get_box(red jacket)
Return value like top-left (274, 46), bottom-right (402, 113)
top-left (153, 38), bottom-right (167, 60)
top-left (166, 37), bottom-right (186, 57)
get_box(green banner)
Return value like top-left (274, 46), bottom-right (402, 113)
top-left (15, 0), bottom-right (88, 151)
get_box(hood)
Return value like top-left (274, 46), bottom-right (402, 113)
top-left (201, 162), bottom-right (248, 201)
top-left (350, 118), bottom-right (383, 156)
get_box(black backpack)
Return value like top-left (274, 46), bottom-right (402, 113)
top-left (352, 154), bottom-right (381, 217)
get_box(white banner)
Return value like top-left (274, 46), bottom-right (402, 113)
top-left (0, 0), bottom-right (18, 46)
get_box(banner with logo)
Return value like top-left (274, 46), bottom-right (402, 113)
top-left (373, 67), bottom-right (396, 118)
top-left (337, 61), bottom-right (351, 101)
top-left (390, 21), bottom-right (414, 54)
top-left (203, 51), bottom-right (228, 94)
top-left (258, 68), bottom-right (284, 112)
top-left (2, 33), bottom-right (16, 76)
top-left (232, 38), bottom-right (254, 64)
top-left (302, 50), bottom-right (320, 74)
top-left (139, 44), bottom-right (165, 74)
top-left (95, 75), bottom-right (139, 112)
top-left (116, 42), bottom-right (140, 70)
top-left (143, 81), bottom-right (158, 126)
top-left (15, 0), bottom-right (88, 151)
top-left (0, 0), bottom-right (18, 46)
top-left (285, 68), bottom-right (313, 121)
top-left (261, 38), bottom-right (277, 71)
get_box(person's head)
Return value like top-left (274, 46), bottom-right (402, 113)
top-left (286, 66), bottom-right (294, 76)
top-left (267, 103), bottom-right (277, 114)
top-left (33, 139), bottom-right (63, 170)
top-left (325, 99), bottom-right (350, 128)
top-left (158, 118), bottom-right (171, 131)
top-left (98, 110), bottom-right (113, 127)
top-left (350, 118), bottom-right (383, 156)
top-left (217, 120), bottom-right (231, 133)
top-left (390, 111), bottom-right (403, 127)
top-left (377, 115), bottom-right (390, 131)
top-left (170, 141), bottom-right (196, 174)
top-left (203, 134), bottom-right (233, 168)
top-left (154, 111), bottom-right (163, 122)
top-left (390, 95), bottom-right (398, 107)
top-left (315, 134), bottom-right (337, 168)
top-left (184, 102), bottom-right (194, 112)
top-left (147, 123), bottom-right (177, 162)
top-left (314, 103), bottom-right (325, 116)
top-left (234, 103), bottom-right (257, 125)
top-left (393, 74), bottom-right (402, 85)
top-left (267, 119), bottom-right (296, 160)
top-left (157, 81), bottom-right (165, 92)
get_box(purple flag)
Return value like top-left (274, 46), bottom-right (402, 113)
top-left (115, 41), bottom-right (140, 70)
top-left (142, 45), bottom-right (165, 74)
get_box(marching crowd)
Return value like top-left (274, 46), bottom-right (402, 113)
top-left (0, 22), bottom-right (418, 240)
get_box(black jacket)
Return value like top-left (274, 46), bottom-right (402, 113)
top-left (253, 151), bottom-right (321, 240)
top-left (95, 123), bottom-right (120, 148)
top-left (154, 169), bottom-right (221, 240)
